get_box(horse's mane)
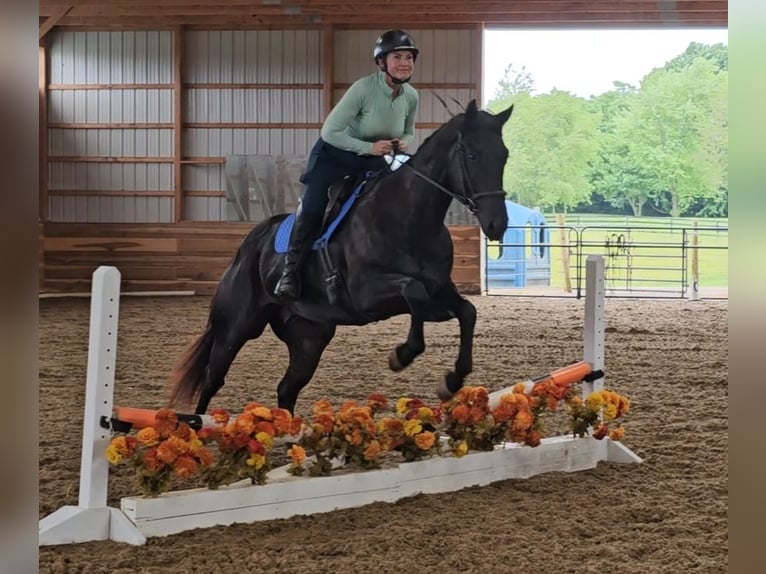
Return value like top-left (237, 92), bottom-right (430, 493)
top-left (411, 113), bottom-right (465, 160)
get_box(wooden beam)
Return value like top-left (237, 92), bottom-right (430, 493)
top-left (39, 5), bottom-right (72, 40)
top-left (39, 40), bottom-right (49, 223)
top-left (48, 156), bottom-right (174, 163)
top-left (48, 190), bottom-right (175, 196)
top-left (173, 25), bottom-right (184, 223)
top-left (48, 83), bottom-right (174, 90)
top-left (322, 22), bottom-right (334, 119)
top-left (474, 22), bottom-right (484, 106)
top-left (49, 123), bottom-right (174, 129)
top-left (186, 83), bottom-right (323, 89)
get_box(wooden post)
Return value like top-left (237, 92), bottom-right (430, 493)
top-left (322, 23), bottom-right (334, 119)
top-left (689, 219), bottom-right (700, 300)
top-left (173, 26), bottom-right (184, 222)
top-left (474, 23), bottom-right (484, 105)
top-left (39, 39), bottom-right (49, 224)
top-left (556, 213), bottom-right (571, 293)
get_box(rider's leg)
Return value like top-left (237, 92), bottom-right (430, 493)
top-left (274, 147), bottom-right (340, 300)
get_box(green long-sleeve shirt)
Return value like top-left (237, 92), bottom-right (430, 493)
top-left (321, 71), bottom-right (419, 155)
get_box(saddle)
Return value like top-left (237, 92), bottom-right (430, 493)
top-left (273, 173), bottom-right (374, 306)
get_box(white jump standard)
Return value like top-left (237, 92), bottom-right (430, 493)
top-left (38, 255), bottom-right (642, 546)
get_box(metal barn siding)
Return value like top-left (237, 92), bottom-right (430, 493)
top-left (48, 31), bottom-right (174, 222)
top-left (183, 30), bottom-right (323, 221)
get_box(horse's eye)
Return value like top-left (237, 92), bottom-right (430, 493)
top-left (466, 152), bottom-right (478, 161)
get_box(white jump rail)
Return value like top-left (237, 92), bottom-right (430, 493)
top-left (39, 255), bottom-right (642, 545)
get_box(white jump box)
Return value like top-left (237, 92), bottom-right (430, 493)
top-left (39, 255), bottom-right (642, 546)
top-left (123, 435), bottom-right (639, 539)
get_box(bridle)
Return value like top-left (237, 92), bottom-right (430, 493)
top-left (391, 134), bottom-right (505, 216)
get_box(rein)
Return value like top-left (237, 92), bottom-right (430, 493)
top-left (391, 135), bottom-right (504, 215)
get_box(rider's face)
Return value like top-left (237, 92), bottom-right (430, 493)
top-left (384, 50), bottom-right (415, 80)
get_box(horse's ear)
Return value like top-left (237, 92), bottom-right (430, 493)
top-left (465, 99), bottom-right (479, 119)
top-left (494, 104), bottom-right (514, 126)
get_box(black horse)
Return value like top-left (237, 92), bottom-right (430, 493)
top-left (169, 100), bottom-right (513, 415)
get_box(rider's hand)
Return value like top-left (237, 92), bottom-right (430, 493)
top-left (391, 139), bottom-right (407, 152)
top-left (371, 139), bottom-right (395, 156)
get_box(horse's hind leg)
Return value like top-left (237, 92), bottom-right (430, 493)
top-left (195, 309), bottom-right (271, 414)
top-left (270, 315), bottom-right (336, 414)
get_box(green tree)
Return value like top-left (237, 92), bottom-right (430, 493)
top-left (588, 48), bottom-right (727, 217)
top-left (665, 41), bottom-right (728, 72)
top-left (489, 90), bottom-right (599, 211)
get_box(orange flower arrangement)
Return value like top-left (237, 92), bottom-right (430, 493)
top-left (377, 397), bottom-right (442, 462)
top-left (490, 391), bottom-right (540, 447)
top-left (440, 386), bottom-right (497, 456)
top-left (291, 397), bottom-right (383, 476)
top-left (204, 402), bottom-right (302, 487)
top-left (106, 408), bottom-right (216, 497)
top-left (106, 380), bottom-right (632, 498)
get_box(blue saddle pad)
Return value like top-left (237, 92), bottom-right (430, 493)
top-left (273, 175), bottom-right (373, 254)
top-left (274, 214), bottom-right (295, 253)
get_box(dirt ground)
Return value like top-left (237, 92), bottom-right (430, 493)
top-left (39, 294), bottom-right (728, 574)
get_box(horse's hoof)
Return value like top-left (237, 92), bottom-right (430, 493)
top-left (436, 380), bottom-right (454, 402)
top-left (388, 349), bottom-right (405, 372)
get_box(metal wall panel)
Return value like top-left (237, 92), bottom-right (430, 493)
top-left (48, 129), bottom-right (173, 157)
top-left (182, 30), bottom-right (323, 220)
top-left (46, 28), bottom-right (478, 223)
top-left (48, 197), bottom-right (173, 223)
top-left (183, 197), bottom-right (227, 221)
top-left (185, 30), bottom-right (321, 84)
top-left (49, 162), bottom-right (172, 192)
top-left (48, 31), bottom-right (174, 223)
top-left (48, 89), bottom-right (173, 123)
top-left (49, 31), bottom-right (172, 84)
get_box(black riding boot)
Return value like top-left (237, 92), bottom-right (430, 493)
top-left (274, 209), bottom-right (322, 300)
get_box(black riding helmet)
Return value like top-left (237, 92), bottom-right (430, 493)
top-left (373, 29), bottom-right (419, 62)
top-left (373, 30), bottom-right (419, 85)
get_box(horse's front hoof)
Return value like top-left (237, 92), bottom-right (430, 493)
top-left (388, 349), bottom-right (405, 372)
top-left (436, 380), bottom-right (454, 402)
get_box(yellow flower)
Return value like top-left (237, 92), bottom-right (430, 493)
top-left (188, 437), bottom-right (203, 453)
top-left (404, 419), bottom-right (422, 437)
top-left (247, 453), bottom-right (266, 469)
top-left (396, 397), bottom-right (410, 414)
top-left (609, 427), bottom-right (625, 441)
top-left (105, 442), bottom-right (122, 464)
top-left (603, 402), bottom-right (618, 421)
top-left (585, 391), bottom-right (604, 411)
top-left (453, 441), bottom-right (469, 458)
top-left (417, 407), bottom-right (434, 422)
top-left (255, 431), bottom-right (273, 449)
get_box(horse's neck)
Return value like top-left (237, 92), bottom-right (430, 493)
top-left (379, 129), bottom-right (456, 223)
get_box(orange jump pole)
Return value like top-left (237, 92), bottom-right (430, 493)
top-left (108, 407), bottom-right (218, 433)
top-left (488, 360), bottom-right (598, 409)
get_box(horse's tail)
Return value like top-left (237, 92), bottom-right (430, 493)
top-left (168, 321), bottom-right (215, 411)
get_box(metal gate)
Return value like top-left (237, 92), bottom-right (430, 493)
top-left (483, 223), bottom-right (728, 299)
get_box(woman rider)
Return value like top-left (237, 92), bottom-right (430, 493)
top-left (273, 29), bottom-right (420, 300)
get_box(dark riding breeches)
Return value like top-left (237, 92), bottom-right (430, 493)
top-left (299, 138), bottom-right (388, 216)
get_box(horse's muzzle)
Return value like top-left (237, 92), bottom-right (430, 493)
top-left (474, 191), bottom-right (508, 241)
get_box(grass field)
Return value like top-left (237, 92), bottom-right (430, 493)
top-left (488, 214), bottom-right (728, 292)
